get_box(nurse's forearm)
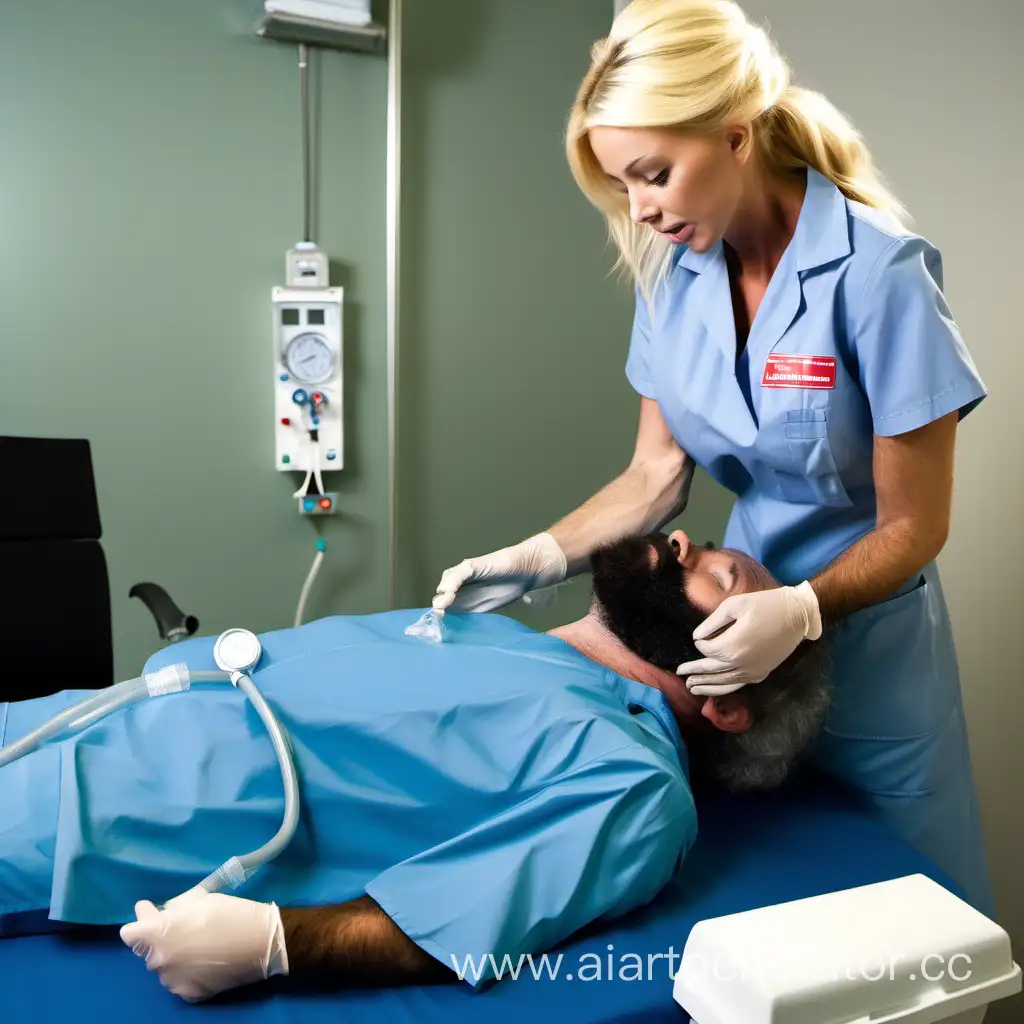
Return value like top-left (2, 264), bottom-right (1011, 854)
top-left (281, 896), bottom-right (451, 986)
top-left (809, 415), bottom-right (956, 623)
top-left (808, 517), bottom-right (943, 623)
top-left (548, 454), bottom-right (694, 576)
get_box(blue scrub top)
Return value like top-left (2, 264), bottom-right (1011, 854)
top-left (0, 612), bottom-right (696, 986)
top-left (626, 168), bottom-right (987, 584)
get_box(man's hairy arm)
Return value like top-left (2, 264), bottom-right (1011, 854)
top-left (281, 895), bottom-right (452, 986)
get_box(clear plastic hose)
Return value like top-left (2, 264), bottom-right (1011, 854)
top-left (0, 666), bottom-right (228, 769)
top-left (295, 544), bottom-right (326, 628)
top-left (189, 672), bottom-right (301, 894)
top-left (0, 677), bottom-right (148, 768)
top-left (60, 683), bottom-right (156, 735)
top-left (0, 656), bottom-right (300, 900)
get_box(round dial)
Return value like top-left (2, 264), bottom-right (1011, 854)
top-left (284, 332), bottom-right (335, 384)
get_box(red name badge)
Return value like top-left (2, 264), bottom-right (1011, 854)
top-left (761, 354), bottom-right (837, 390)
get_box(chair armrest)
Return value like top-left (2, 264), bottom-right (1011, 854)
top-left (129, 583), bottom-right (199, 643)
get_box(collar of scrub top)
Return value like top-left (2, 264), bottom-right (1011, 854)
top-left (608, 671), bottom-right (688, 757)
top-left (672, 167), bottom-right (853, 364)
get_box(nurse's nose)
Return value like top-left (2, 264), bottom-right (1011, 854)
top-left (629, 191), bottom-right (659, 226)
top-left (667, 530), bottom-right (696, 568)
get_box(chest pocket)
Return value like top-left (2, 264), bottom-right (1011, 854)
top-left (772, 408), bottom-right (852, 508)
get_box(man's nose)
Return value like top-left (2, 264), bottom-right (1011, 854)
top-left (667, 530), bottom-right (695, 568)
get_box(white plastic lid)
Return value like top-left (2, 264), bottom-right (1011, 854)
top-left (674, 874), bottom-right (1021, 1024)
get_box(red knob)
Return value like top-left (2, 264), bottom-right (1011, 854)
top-left (319, 498), bottom-right (332, 510)
top-left (281, 417), bottom-right (291, 426)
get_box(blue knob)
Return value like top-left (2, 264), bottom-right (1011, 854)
top-left (326, 450), bottom-right (337, 461)
top-left (311, 416), bottom-right (320, 426)
top-left (292, 389), bottom-right (308, 405)
top-left (303, 498), bottom-right (315, 512)
top-left (279, 373), bottom-right (289, 382)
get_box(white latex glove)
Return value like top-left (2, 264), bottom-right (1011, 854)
top-left (676, 581), bottom-right (822, 696)
top-left (432, 532), bottom-right (568, 614)
top-left (119, 889), bottom-right (289, 1003)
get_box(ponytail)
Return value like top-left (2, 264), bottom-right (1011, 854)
top-left (756, 86), bottom-right (906, 221)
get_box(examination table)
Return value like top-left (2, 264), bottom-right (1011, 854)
top-left (0, 769), bottom-right (967, 1023)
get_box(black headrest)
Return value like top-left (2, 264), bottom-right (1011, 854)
top-left (0, 436), bottom-right (102, 541)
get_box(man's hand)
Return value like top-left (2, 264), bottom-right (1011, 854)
top-left (119, 890), bottom-right (288, 1003)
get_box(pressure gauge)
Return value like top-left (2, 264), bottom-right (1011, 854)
top-left (284, 332), bottom-right (335, 384)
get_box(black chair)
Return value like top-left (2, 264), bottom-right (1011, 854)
top-left (1, 436), bottom-right (197, 701)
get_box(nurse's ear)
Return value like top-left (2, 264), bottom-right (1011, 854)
top-left (701, 695), bottom-right (752, 733)
top-left (725, 123), bottom-right (753, 166)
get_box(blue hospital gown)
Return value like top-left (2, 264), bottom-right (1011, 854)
top-left (0, 611), bottom-right (695, 985)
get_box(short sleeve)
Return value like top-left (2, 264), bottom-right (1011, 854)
top-left (364, 745), bottom-right (694, 988)
top-left (852, 236), bottom-right (987, 436)
top-left (625, 288), bottom-right (659, 399)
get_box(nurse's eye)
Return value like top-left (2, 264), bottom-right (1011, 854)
top-left (648, 169), bottom-right (670, 187)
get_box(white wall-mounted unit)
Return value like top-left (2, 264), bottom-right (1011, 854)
top-left (272, 286), bottom-right (344, 473)
top-left (256, 0), bottom-right (386, 54)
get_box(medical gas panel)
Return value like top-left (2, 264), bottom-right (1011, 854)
top-left (273, 286), bottom-right (343, 473)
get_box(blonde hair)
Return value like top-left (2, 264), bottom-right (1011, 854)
top-left (566, 0), bottom-right (905, 298)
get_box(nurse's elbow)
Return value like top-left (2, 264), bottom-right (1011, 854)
top-left (917, 507), bottom-right (951, 561)
top-left (661, 451), bottom-right (695, 515)
top-left (633, 449), bottom-right (691, 513)
top-left (675, 454), bottom-right (696, 511)
top-left (924, 519), bottom-right (950, 561)
top-left (893, 513), bottom-right (949, 564)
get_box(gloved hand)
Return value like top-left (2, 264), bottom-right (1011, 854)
top-left (432, 532), bottom-right (568, 614)
top-left (676, 581), bottom-right (822, 696)
top-left (119, 889), bottom-right (288, 1003)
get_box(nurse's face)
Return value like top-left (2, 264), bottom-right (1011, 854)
top-left (590, 530), bottom-right (776, 673)
top-left (587, 125), bottom-right (750, 254)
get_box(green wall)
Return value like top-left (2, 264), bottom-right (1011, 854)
top-left (1, 0), bottom-right (734, 678)
top-left (396, 0), bottom-right (733, 624)
top-left (0, 0), bottom-right (390, 677)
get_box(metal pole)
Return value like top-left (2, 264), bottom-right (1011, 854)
top-left (385, 0), bottom-right (403, 608)
top-left (299, 42), bottom-right (312, 242)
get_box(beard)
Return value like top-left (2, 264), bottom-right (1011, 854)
top-left (590, 533), bottom-right (708, 672)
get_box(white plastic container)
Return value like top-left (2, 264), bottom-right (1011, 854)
top-left (674, 875), bottom-right (1021, 1024)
